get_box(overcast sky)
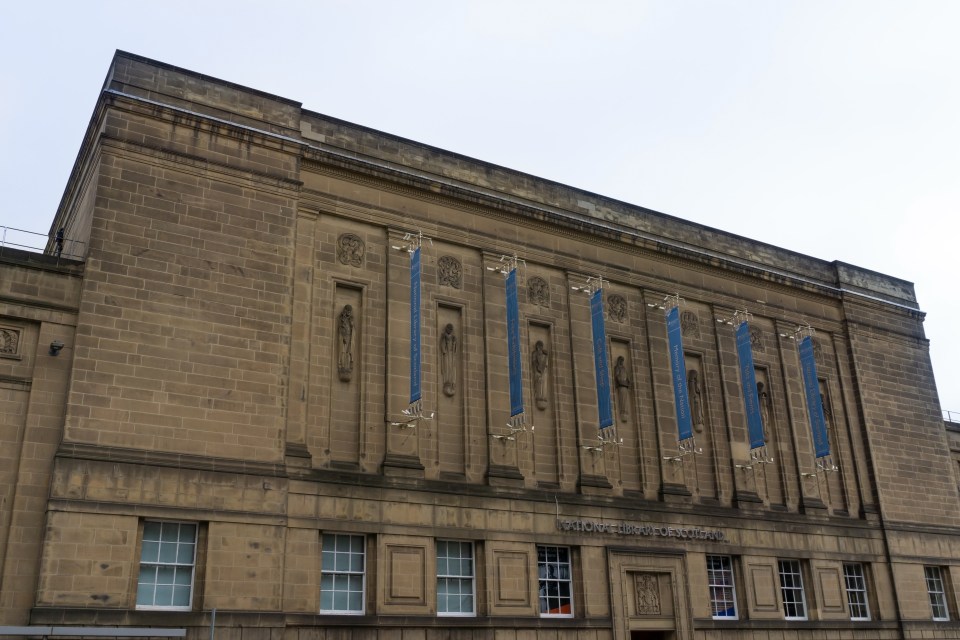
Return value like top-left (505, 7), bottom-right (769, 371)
top-left (2, 1), bottom-right (958, 415)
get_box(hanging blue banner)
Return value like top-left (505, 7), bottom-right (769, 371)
top-left (666, 306), bottom-right (693, 441)
top-left (736, 322), bottom-right (764, 450)
top-left (409, 247), bottom-right (422, 404)
top-left (798, 335), bottom-right (829, 458)
top-left (591, 290), bottom-right (613, 430)
top-left (506, 269), bottom-right (524, 417)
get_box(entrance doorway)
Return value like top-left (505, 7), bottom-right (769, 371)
top-left (630, 632), bottom-right (674, 640)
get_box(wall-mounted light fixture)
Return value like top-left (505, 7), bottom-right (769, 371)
top-left (49, 340), bottom-right (64, 356)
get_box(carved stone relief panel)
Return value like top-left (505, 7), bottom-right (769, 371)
top-left (607, 294), bottom-right (627, 323)
top-left (336, 233), bottom-right (365, 267)
top-left (680, 311), bottom-right (700, 338)
top-left (437, 256), bottom-right (462, 289)
top-left (528, 277), bottom-right (549, 307)
top-left (0, 328), bottom-right (21, 356)
top-left (750, 326), bottom-right (765, 353)
top-left (634, 573), bottom-right (662, 615)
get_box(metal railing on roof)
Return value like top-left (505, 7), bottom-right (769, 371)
top-left (0, 225), bottom-right (85, 262)
top-left (0, 628), bottom-right (185, 638)
top-left (945, 410), bottom-right (960, 425)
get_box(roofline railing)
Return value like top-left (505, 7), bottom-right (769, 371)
top-left (0, 225), bottom-right (85, 262)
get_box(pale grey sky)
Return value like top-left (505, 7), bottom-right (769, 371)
top-left (2, 1), bottom-right (958, 413)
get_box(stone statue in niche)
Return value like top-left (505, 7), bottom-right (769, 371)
top-left (614, 356), bottom-right (631, 422)
top-left (528, 277), bottom-right (549, 307)
top-left (0, 328), bottom-right (19, 355)
top-left (757, 381), bottom-right (771, 438)
top-left (634, 573), bottom-right (661, 615)
top-left (336, 233), bottom-right (365, 267)
top-left (440, 323), bottom-right (458, 397)
top-left (337, 305), bottom-right (355, 382)
top-left (820, 390), bottom-right (832, 428)
top-left (438, 256), bottom-right (462, 289)
top-left (531, 340), bottom-right (549, 410)
top-left (681, 310), bottom-right (700, 338)
top-left (607, 294), bottom-right (627, 323)
top-left (687, 368), bottom-right (705, 432)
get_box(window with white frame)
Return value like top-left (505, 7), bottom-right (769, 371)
top-left (436, 540), bottom-right (475, 616)
top-left (537, 545), bottom-right (573, 617)
top-left (136, 521), bottom-right (197, 610)
top-left (707, 555), bottom-right (738, 619)
top-left (925, 566), bottom-right (950, 621)
top-left (778, 559), bottom-right (807, 620)
top-left (321, 533), bottom-right (365, 614)
top-left (843, 562), bottom-right (870, 620)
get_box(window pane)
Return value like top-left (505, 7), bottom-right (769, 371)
top-left (141, 540), bottom-right (160, 563)
top-left (136, 583), bottom-right (155, 607)
top-left (177, 543), bottom-right (195, 564)
top-left (155, 584), bottom-right (173, 607)
top-left (159, 523), bottom-right (179, 542)
top-left (143, 521), bottom-right (162, 541)
top-left (350, 551), bottom-right (364, 573)
top-left (172, 585), bottom-right (191, 607)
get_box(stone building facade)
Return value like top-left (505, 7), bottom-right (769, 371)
top-left (1, 51), bottom-right (958, 640)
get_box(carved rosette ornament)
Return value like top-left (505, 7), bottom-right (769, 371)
top-left (607, 294), bottom-right (627, 323)
top-left (337, 233), bottom-right (365, 267)
top-left (438, 256), bottom-right (462, 289)
top-left (750, 326), bottom-right (765, 353)
top-left (680, 310), bottom-right (700, 338)
top-left (0, 328), bottom-right (20, 356)
top-left (528, 277), bottom-right (549, 306)
top-left (634, 573), bottom-right (661, 615)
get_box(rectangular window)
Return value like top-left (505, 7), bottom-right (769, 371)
top-left (707, 555), bottom-right (738, 619)
top-left (926, 566), bottom-right (950, 621)
top-left (321, 533), bottom-right (365, 614)
top-left (538, 545), bottom-right (573, 617)
top-left (778, 559), bottom-right (807, 620)
top-left (437, 540), bottom-right (475, 616)
top-left (136, 521), bottom-right (197, 610)
top-left (843, 562), bottom-right (870, 620)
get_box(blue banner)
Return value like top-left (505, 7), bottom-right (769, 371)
top-left (798, 335), bottom-right (829, 458)
top-left (736, 322), bottom-right (764, 449)
top-left (506, 269), bottom-right (524, 417)
top-left (409, 248), bottom-right (421, 404)
top-left (666, 306), bottom-right (693, 441)
top-left (591, 290), bottom-right (613, 430)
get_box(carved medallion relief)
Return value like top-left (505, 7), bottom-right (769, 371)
top-left (438, 256), bottom-right (462, 289)
top-left (527, 277), bottom-right (549, 307)
top-left (337, 233), bottom-right (365, 267)
top-left (607, 294), bottom-right (627, 323)
top-left (680, 311), bottom-right (700, 338)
